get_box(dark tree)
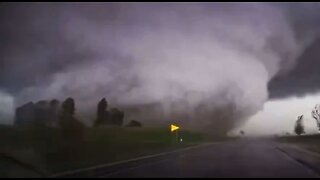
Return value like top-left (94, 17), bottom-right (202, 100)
top-left (34, 100), bottom-right (49, 123)
top-left (59, 97), bottom-right (85, 157)
top-left (61, 97), bottom-right (75, 116)
top-left (50, 99), bottom-right (60, 109)
top-left (49, 99), bottom-right (60, 126)
top-left (294, 115), bottom-right (305, 136)
top-left (240, 130), bottom-right (245, 136)
top-left (109, 108), bottom-right (124, 126)
top-left (94, 98), bottom-right (108, 127)
top-left (311, 104), bottom-right (320, 131)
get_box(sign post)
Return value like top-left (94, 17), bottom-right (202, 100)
top-left (170, 124), bottom-right (180, 144)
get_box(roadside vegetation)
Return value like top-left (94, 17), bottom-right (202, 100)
top-left (277, 133), bottom-right (320, 155)
top-left (0, 124), bottom-right (216, 177)
top-left (0, 97), bottom-right (233, 177)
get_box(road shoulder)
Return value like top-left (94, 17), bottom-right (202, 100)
top-left (277, 143), bottom-right (320, 177)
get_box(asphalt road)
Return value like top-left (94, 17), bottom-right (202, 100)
top-left (99, 139), bottom-right (320, 178)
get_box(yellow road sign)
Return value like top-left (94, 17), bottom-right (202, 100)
top-left (171, 124), bottom-right (179, 132)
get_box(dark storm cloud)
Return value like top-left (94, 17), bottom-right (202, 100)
top-left (268, 38), bottom-right (320, 99)
top-left (0, 3), bottom-right (98, 93)
top-left (1, 3), bottom-right (320, 134)
top-left (267, 3), bottom-right (320, 99)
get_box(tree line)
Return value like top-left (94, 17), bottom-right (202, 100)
top-left (15, 97), bottom-right (142, 128)
top-left (294, 104), bottom-right (320, 136)
top-left (14, 97), bottom-right (142, 161)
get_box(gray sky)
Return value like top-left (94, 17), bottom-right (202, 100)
top-left (1, 3), bottom-right (320, 135)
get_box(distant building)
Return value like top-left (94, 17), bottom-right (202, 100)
top-left (48, 99), bottom-right (60, 127)
top-left (15, 102), bottom-right (35, 125)
top-left (34, 100), bottom-right (51, 124)
top-left (14, 99), bottom-right (60, 126)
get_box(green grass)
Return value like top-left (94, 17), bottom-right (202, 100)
top-left (0, 125), bottom-right (217, 176)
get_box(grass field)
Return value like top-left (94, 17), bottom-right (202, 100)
top-left (277, 133), bottom-right (320, 154)
top-left (0, 125), bottom-right (223, 177)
